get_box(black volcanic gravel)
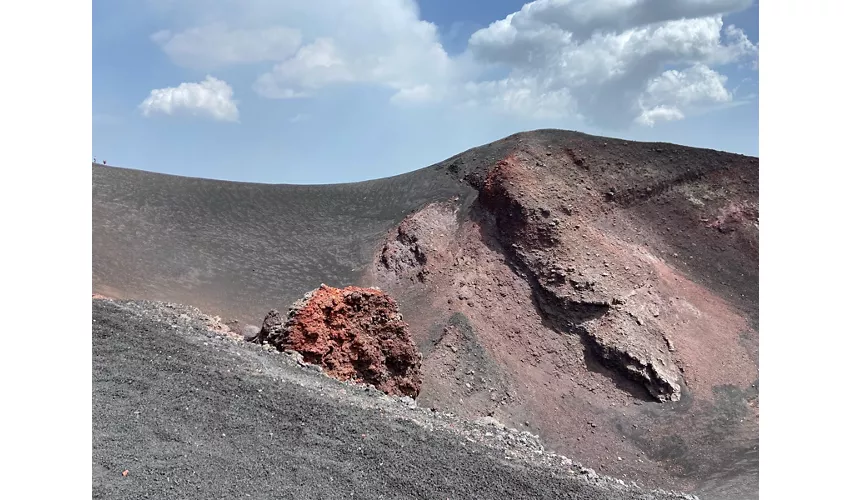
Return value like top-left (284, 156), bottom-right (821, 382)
top-left (92, 298), bottom-right (696, 500)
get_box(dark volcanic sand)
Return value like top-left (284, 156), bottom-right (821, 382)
top-left (92, 298), bottom-right (695, 500)
top-left (92, 152), bottom-right (475, 322)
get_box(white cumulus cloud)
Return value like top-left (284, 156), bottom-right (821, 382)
top-left (146, 0), bottom-right (758, 128)
top-left (635, 105), bottom-right (686, 126)
top-left (251, 1), bottom-right (458, 101)
top-left (464, 0), bottom-right (758, 126)
top-left (139, 76), bottom-right (239, 122)
top-left (635, 63), bottom-right (734, 125)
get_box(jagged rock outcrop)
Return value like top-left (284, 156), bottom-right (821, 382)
top-left (257, 285), bottom-right (422, 397)
top-left (583, 313), bottom-right (682, 402)
top-left (380, 219), bottom-right (429, 282)
top-left (378, 202), bottom-right (459, 283)
top-left (475, 154), bottom-right (683, 401)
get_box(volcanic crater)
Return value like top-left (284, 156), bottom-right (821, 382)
top-left (93, 129), bottom-right (758, 499)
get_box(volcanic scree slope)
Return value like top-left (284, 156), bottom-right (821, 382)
top-left (92, 130), bottom-right (758, 499)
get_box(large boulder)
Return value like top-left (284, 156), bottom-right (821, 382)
top-left (258, 284), bottom-right (422, 397)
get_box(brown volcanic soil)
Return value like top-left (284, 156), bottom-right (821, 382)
top-left (93, 129), bottom-right (758, 499)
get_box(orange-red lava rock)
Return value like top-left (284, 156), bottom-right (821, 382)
top-left (259, 285), bottom-right (422, 397)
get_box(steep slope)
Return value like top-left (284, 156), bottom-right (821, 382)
top-left (369, 131), bottom-right (758, 499)
top-left (93, 129), bottom-right (758, 499)
top-left (93, 298), bottom-right (696, 500)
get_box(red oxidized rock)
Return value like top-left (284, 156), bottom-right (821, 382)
top-left (261, 284), bottom-right (422, 397)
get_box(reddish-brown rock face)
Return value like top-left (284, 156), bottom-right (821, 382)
top-left (260, 285), bottom-right (422, 397)
top-left (370, 139), bottom-right (758, 494)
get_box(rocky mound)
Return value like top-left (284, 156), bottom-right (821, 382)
top-left (255, 285), bottom-right (422, 397)
top-left (369, 133), bottom-right (758, 498)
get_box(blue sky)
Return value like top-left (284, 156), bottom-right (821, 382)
top-left (93, 0), bottom-right (759, 184)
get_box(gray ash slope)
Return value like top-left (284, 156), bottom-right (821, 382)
top-left (93, 147), bottom-right (477, 322)
top-left (93, 128), bottom-right (756, 326)
top-left (92, 298), bottom-right (695, 500)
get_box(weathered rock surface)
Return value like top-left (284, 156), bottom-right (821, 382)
top-left (259, 285), bottom-right (423, 397)
top-left (476, 155), bottom-right (682, 401)
top-left (367, 135), bottom-right (757, 497)
top-left (378, 202), bottom-right (460, 284)
top-left (380, 218), bottom-right (429, 283)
